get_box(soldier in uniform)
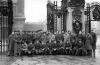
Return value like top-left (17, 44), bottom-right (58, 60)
top-left (81, 31), bottom-right (86, 45)
top-left (21, 42), bottom-right (28, 55)
top-left (46, 40), bottom-right (52, 55)
top-left (76, 38), bottom-right (85, 56)
top-left (64, 39), bottom-right (72, 55)
top-left (8, 32), bottom-right (21, 56)
top-left (58, 40), bottom-right (65, 55)
top-left (90, 30), bottom-right (97, 57)
top-left (34, 40), bottom-right (41, 54)
top-left (8, 32), bottom-right (15, 56)
top-left (27, 42), bottom-right (34, 55)
top-left (52, 40), bottom-right (57, 55)
top-left (70, 33), bottom-right (77, 55)
top-left (55, 32), bottom-right (64, 43)
top-left (81, 31), bottom-right (87, 56)
top-left (85, 33), bottom-right (93, 56)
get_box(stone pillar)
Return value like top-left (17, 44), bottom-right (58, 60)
top-left (66, 7), bottom-right (73, 32)
top-left (81, 9), bottom-right (85, 32)
top-left (12, 0), bottom-right (25, 32)
top-left (57, 17), bottom-right (61, 33)
top-left (61, 15), bottom-right (63, 32)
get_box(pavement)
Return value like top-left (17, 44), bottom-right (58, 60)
top-left (0, 35), bottom-right (100, 65)
top-left (0, 55), bottom-right (100, 65)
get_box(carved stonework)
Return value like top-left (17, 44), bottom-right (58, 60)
top-left (93, 6), bottom-right (100, 20)
top-left (90, 2), bottom-right (100, 21)
top-left (68, 0), bottom-right (85, 7)
top-left (72, 10), bottom-right (82, 21)
top-left (72, 10), bottom-right (82, 34)
top-left (72, 10), bottom-right (82, 15)
top-left (12, 0), bottom-right (25, 31)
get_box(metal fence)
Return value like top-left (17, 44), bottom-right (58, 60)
top-left (0, 0), bottom-right (13, 54)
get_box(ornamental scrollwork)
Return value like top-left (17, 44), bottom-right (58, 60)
top-left (69, 0), bottom-right (85, 7)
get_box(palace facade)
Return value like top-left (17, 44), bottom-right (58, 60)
top-left (0, 0), bottom-right (25, 41)
top-left (12, 0), bottom-right (25, 31)
top-left (47, 0), bottom-right (100, 34)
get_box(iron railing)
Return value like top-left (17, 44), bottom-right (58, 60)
top-left (0, 0), bottom-right (13, 54)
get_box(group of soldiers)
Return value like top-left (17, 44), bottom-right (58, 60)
top-left (7, 30), bottom-right (97, 57)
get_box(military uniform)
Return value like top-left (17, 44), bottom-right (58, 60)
top-left (64, 40), bottom-right (72, 55)
top-left (34, 41), bottom-right (42, 54)
top-left (90, 32), bottom-right (97, 57)
top-left (21, 42), bottom-right (28, 55)
top-left (85, 33), bottom-right (92, 56)
top-left (70, 34), bottom-right (77, 55)
top-left (8, 37), bottom-right (15, 56)
top-left (55, 33), bottom-right (64, 43)
top-left (76, 38), bottom-right (85, 56)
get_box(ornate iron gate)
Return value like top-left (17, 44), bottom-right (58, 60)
top-left (0, 0), bottom-right (13, 54)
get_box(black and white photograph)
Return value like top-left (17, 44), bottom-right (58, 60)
top-left (0, 0), bottom-right (100, 65)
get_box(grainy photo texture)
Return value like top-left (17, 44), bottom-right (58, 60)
top-left (0, 0), bottom-right (100, 65)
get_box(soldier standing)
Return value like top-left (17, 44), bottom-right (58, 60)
top-left (70, 33), bottom-right (77, 55)
top-left (7, 32), bottom-right (14, 56)
top-left (90, 30), bottom-right (97, 58)
top-left (85, 33), bottom-right (93, 56)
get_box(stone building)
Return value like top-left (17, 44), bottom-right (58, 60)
top-left (47, 1), bottom-right (56, 33)
top-left (47, 1), bottom-right (63, 34)
top-left (0, 0), bottom-right (25, 41)
top-left (89, 2), bottom-right (100, 34)
top-left (0, 0), bottom-right (25, 53)
top-left (47, 0), bottom-right (85, 34)
top-left (12, 0), bottom-right (25, 31)
top-left (47, 0), bottom-right (100, 34)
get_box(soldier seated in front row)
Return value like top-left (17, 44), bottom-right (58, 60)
top-left (70, 34), bottom-right (77, 55)
top-left (57, 40), bottom-right (65, 55)
top-left (52, 40), bottom-right (57, 55)
top-left (27, 42), bottom-right (34, 55)
top-left (21, 42), bottom-right (28, 55)
top-left (76, 39), bottom-right (86, 56)
top-left (65, 40), bottom-right (72, 55)
top-left (34, 40), bottom-right (42, 55)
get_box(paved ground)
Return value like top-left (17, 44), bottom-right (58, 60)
top-left (0, 54), bottom-right (100, 65)
top-left (0, 35), bottom-right (100, 65)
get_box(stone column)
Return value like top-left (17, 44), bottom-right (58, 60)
top-left (66, 7), bottom-right (73, 32)
top-left (12, 0), bottom-right (25, 32)
top-left (81, 9), bottom-right (85, 32)
top-left (61, 14), bottom-right (63, 32)
top-left (57, 17), bottom-right (61, 33)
